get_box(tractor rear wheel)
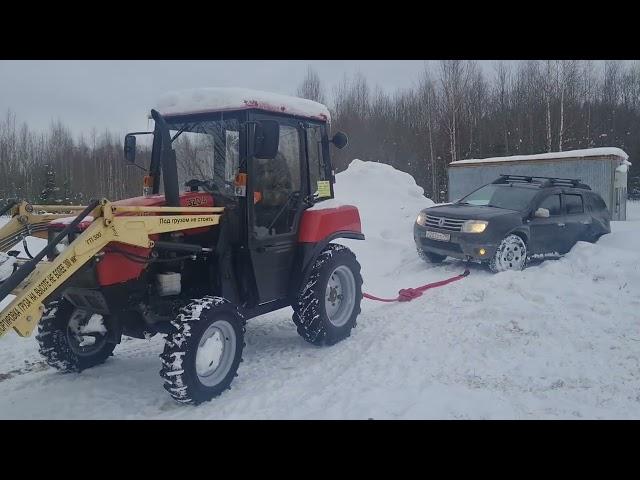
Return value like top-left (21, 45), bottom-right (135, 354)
top-left (36, 300), bottom-right (117, 372)
top-left (292, 243), bottom-right (362, 346)
top-left (160, 297), bottom-right (246, 404)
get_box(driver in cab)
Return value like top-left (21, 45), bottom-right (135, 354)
top-left (253, 152), bottom-right (293, 235)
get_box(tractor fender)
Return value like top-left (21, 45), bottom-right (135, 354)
top-left (291, 230), bottom-right (365, 300)
top-left (289, 205), bottom-right (364, 299)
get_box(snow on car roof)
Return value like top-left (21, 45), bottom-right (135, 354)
top-left (450, 147), bottom-right (629, 166)
top-left (155, 87), bottom-right (331, 122)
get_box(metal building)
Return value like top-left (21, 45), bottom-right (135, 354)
top-left (448, 148), bottom-right (631, 220)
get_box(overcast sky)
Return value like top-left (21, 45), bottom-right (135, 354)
top-left (0, 60), bottom-right (496, 137)
top-left (0, 60), bottom-right (611, 139)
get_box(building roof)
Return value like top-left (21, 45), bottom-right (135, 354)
top-left (154, 87), bottom-right (331, 122)
top-left (449, 147), bottom-right (629, 167)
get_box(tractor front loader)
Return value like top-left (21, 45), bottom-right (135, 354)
top-left (0, 89), bottom-right (365, 405)
top-left (0, 201), bottom-right (87, 278)
top-left (0, 200), bottom-right (223, 338)
top-left (0, 200), bottom-right (87, 252)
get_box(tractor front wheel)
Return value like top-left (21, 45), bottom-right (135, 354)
top-left (292, 243), bottom-right (362, 346)
top-left (36, 300), bottom-right (117, 372)
top-left (160, 297), bottom-right (246, 404)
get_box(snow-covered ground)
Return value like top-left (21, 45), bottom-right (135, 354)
top-left (1, 160), bottom-right (639, 419)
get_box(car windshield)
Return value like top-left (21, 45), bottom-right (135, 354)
top-left (458, 184), bottom-right (539, 211)
top-left (165, 116), bottom-right (241, 199)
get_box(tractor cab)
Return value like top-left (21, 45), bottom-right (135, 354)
top-left (122, 88), bottom-right (355, 309)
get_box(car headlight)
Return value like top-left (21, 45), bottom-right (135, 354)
top-left (461, 220), bottom-right (488, 233)
top-left (416, 212), bottom-right (427, 226)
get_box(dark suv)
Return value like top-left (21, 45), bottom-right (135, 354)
top-left (414, 175), bottom-right (611, 272)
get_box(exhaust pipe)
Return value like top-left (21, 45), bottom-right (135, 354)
top-left (150, 110), bottom-right (180, 208)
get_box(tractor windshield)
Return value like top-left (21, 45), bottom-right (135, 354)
top-left (166, 116), bottom-right (241, 199)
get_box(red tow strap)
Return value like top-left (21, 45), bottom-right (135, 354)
top-left (362, 268), bottom-right (470, 303)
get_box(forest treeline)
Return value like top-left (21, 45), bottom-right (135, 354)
top-left (1, 60), bottom-right (640, 205)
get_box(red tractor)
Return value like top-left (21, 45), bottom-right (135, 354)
top-left (0, 88), bottom-right (364, 404)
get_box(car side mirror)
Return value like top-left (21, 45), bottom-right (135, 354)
top-left (250, 120), bottom-right (280, 159)
top-left (331, 131), bottom-right (348, 149)
top-left (124, 134), bottom-right (137, 163)
top-left (534, 207), bottom-right (550, 218)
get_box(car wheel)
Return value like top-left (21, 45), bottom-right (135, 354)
top-left (489, 234), bottom-right (528, 273)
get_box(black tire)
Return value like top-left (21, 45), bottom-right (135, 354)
top-left (36, 300), bottom-right (117, 373)
top-left (417, 248), bottom-right (446, 263)
top-left (160, 296), bottom-right (246, 405)
top-left (489, 234), bottom-right (528, 273)
top-left (292, 243), bottom-right (362, 346)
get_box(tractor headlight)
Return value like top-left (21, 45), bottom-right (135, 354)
top-left (461, 220), bottom-right (488, 233)
top-left (416, 212), bottom-right (427, 226)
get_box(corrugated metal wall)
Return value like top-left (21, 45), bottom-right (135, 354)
top-left (448, 157), bottom-right (626, 220)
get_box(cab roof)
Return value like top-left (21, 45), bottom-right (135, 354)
top-left (154, 87), bottom-right (331, 123)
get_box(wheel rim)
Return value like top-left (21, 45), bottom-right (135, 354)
top-left (495, 235), bottom-right (527, 271)
top-left (65, 309), bottom-right (108, 357)
top-left (325, 265), bottom-right (356, 327)
top-left (195, 320), bottom-right (237, 387)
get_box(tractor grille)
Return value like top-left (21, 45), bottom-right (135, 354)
top-left (425, 215), bottom-right (466, 232)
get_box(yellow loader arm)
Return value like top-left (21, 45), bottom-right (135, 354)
top-left (0, 200), bottom-right (87, 253)
top-left (0, 199), bottom-right (224, 338)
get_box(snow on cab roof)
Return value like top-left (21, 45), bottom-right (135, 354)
top-left (450, 147), bottom-right (629, 166)
top-left (155, 87), bottom-right (331, 123)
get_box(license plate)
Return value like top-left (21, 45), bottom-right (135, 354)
top-left (425, 230), bottom-right (450, 242)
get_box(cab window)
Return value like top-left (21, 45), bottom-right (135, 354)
top-left (167, 117), bottom-right (240, 199)
top-left (252, 124), bottom-right (302, 238)
top-left (306, 124), bottom-right (330, 201)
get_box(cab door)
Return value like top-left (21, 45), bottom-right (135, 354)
top-left (247, 117), bottom-right (306, 303)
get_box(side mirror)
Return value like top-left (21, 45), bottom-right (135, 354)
top-left (251, 120), bottom-right (280, 159)
top-left (331, 131), bottom-right (348, 149)
top-left (534, 207), bottom-right (550, 218)
top-left (124, 134), bottom-right (137, 163)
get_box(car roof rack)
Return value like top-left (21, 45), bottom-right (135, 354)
top-left (492, 174), bottom-right (591, 190)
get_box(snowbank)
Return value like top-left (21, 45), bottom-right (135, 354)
top-left (451, 147), bottom-right (629, 165)
top-left (323, 159), bottom-right (434, 281)
top-left (156, 87), bottom-right (331, 122)
top-left (332, 159), bottom-right (434, 240)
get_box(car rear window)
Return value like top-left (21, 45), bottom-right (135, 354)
top-left (564, 194), bottom-right (584, 214)
top-left (538, 194), bottom-right (561, 216)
